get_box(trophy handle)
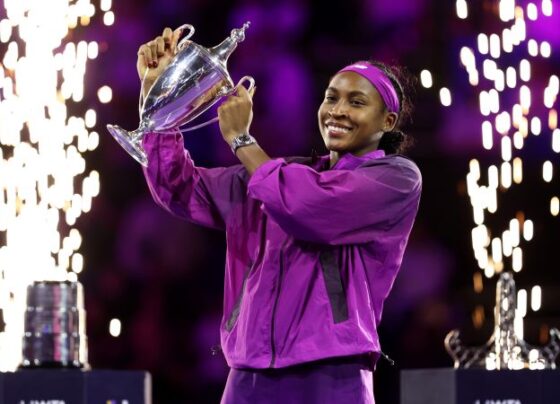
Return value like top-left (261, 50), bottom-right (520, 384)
top-left (232, 75), bottom-right (255, 94)
top-left (176, 24), bottom-right (196, 51)
top-left (138, 24), bottom-right (197, 119)
top-left (178, 76), bottom-right (256, 133)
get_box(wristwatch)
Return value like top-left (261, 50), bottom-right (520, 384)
top-left (231, 133), bottom-right (257, 154)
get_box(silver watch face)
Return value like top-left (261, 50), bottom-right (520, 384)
top-left (232, 133), bottom-right (256, 152)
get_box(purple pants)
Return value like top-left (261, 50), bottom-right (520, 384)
top-left (220, 356), bottom-right (374, 404)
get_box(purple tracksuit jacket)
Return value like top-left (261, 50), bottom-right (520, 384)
top-left (142, 132), bottom-right (422, 370)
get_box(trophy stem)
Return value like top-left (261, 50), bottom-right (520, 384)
top-left (106, 124), bottom-right (148, 166)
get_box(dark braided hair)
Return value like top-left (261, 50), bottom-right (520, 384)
top-left (368, 61), bottom-right (416, 155)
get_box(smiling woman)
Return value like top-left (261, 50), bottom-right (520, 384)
top-left (138, 28), bottom-right (421, 404)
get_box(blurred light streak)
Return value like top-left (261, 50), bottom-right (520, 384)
top-left (483, 59), bottom-right (497, 80)
top-left (502, 230), bottom-right (513, 257)
top-left (542, 0), bottom-right (553, 16)
top-left (502, 28), bottom-right (513, 53)
top-left (528, 39), bottom-right (539, 56)
top-left (518, 289), bottom-right (528, 317)
top-left (470, 159), bottom-right (481, 180)
top-left (531, 286), bottom-right (542, 311)
top-left (531, 117), bottom-right (542, 135)
top-left (97, 85), bottom-right (112, 103)
top-left (490, 34), bottom-right (501, 58)
top-left (472, 305), bottom-right (485, 328)
top-left (512, 247), bottom-right (523, 271)
top-left (543, 160), bottom-right (553, 182)
top-left (540, 41), bottom-right (551, 58)
top-left (495, 69), bottom-right (505, 91)
top-left (501, 136), bottom-right (512, 161)
top-left (484, 262), bottom-right (495, 278)
top-left (489, 89), bottom-right (500, 113)
top-left (549, 109), bottom-right (557, 130)
top-left (87, 42), bottom-right (99, 59)
top-left (420, 69), bottom-right (433, 88)
top-left (553, 129), bottom-right (560, 152)
top-left (544, 85), bottom-right (557, 109)
top-left (0, 19), bottom-right (11, 42)
top-left (488, 165), bottom-right (499, 188)
top-left (523, 219), bottom-right (534, 241)
top-left (513, 157), bottom-right (523, 184)
top-left (103, 11), bottom-right (115, 26)
top-left (492, 238), bottom-right (503, 263)
top-left (473, 272), bottom-right (483, 293)
top-left (469, 70), bottom-right (480, 86)
top-left (520, 117), bottom-right (529, 137)
top-left (550, 75), bottom-right (560, 92)
top-left (480, 91), bottom-right (491, 116)
top-left (439, 87), bottom-right (452, 106)
top-left (109, 318), bottom-right (122, 337)
top-left (496, 111), bottom-right (511, 134)
top-left (513, 11), bottom-right (527, 42)
top-left (512, 104), bottom-right (522, 127)
top-left (478, 34), bottom-right (489, 54)
top-left (488, 186), bottom-right (498, 213)
top-left (100, 0), bottom-right (112, 12)
top-left (482, 121), bottom-right (493, 149)
top-left (513, 131), bottom-right (524, 149)
top-left (501, 162), bottom-right (512, 188)
top-left (519, 59), bottom-right (531, 82)
top-left (506, 67), bottom-right (517, 89)
top-left (520, 85), bottom-right (531, 112)
top-left (526, 3), bottom-right (538, 20)
top-left (510, 218), bottom-right (520, 246)
top-left (456, 0), bottom-right (468, 19)
top-left (499, 0), bottom-right (516, 21)
top-left (551, 197), bottom-right (560, 216)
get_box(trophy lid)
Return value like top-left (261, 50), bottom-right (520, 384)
top-left (207, 22), bottom-right (250, 71)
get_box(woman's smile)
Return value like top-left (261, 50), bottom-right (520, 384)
top-left (325, 120), bottom-right (354, 137)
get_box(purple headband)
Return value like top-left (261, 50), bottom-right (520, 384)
top-left (337, 62), bottom-right (400, 113)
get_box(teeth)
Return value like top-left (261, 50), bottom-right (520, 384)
top-left (326, 124), bottom-right (351, 133)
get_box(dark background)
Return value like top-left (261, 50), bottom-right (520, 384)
top-left (3, 0), bottom-right (560, 402)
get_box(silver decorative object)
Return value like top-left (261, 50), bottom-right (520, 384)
top-left (445, 272), bottom-right (560, 370)
top-left (20, 281), bottom-right (89, 369)
top-left (106, 23), bottom-right (255, 166)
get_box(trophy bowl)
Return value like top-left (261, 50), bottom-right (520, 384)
top-left (107, 22), bottom-right (255, 166)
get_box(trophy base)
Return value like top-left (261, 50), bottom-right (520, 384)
top-left (107, 124), bottom-right (148, 166)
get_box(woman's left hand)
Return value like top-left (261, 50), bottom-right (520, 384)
top-left (218, 85), bottom-right (255, 144)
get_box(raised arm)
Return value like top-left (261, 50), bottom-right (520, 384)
top-left (142, 132), bottom-right (247, 230)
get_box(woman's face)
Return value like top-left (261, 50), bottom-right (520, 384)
top-left (318, 71), bottom-right (397, 156)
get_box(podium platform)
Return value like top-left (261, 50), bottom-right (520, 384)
top-left (0, 369), bottom-right (151, 404)
top-left (401, 368), bottom-right (560, 404)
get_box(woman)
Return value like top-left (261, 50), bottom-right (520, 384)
top-left (137, 27), bottom-right (421, 403)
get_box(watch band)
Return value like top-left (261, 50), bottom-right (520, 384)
top-left (231, 133), bottom-right (257, 154)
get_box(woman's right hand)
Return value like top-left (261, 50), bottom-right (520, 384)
top-left (136, 27), bottom-right (184, 97)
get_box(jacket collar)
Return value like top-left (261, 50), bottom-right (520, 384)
top-left (317, 149), bottom-right (386, 171)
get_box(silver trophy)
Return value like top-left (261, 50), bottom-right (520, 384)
top-left (20, 281), bottom-right (89, 369)
top-left (107, 23), bottom-right (255, 166)
top-left (445, 272), bottom-right (560, 369)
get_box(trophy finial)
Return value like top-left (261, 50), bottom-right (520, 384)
top-left (208, 22), bottom-right (252, 67)
top-left (230, 21), bottom-right (251, 43)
